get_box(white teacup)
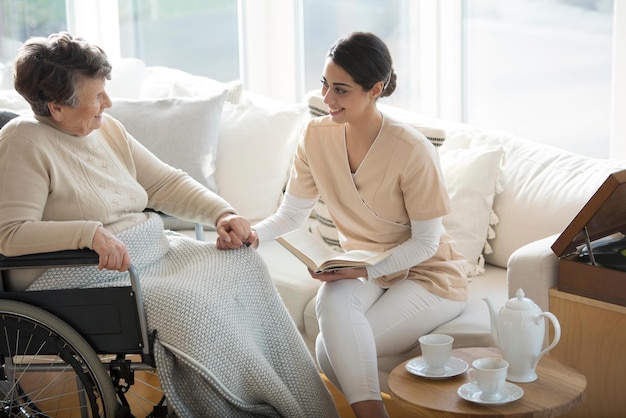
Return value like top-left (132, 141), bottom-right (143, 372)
top-left (469, 357), bottom-right (509, 401)
top-left (419, 334), bottom-right (453, 375)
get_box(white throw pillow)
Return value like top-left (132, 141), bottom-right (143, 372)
top-left (0, 90), bottom-right (30, 113)
top-left (106, 91), bottom-right (227, 192)
top-left (439, 146), bottom-right (503, 276)
top-left (215, 93), bottom-right (310, 222)
top-left (107, 58), bottom-right (147, 99)
top-left (139, 66), bottom-right (242, 104)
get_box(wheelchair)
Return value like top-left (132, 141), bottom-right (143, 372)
top-left (0, 109), bottom-right (206, 417)
top-left (0, 249), bottom-right (168, 418)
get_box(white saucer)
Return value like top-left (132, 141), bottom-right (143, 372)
top-left (405, 356), bottom-right (469, 379)
top-left (457, 381), bottom-right (524, 405)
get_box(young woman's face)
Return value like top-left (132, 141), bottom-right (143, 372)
top-left (52, 75), bottom-right (112, 136)
top-left (321, 58), bottom-right (376, 124)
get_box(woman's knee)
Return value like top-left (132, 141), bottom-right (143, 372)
top-left (315, 280), bottom-right (361, 317)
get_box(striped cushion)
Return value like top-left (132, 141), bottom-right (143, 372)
top-left (310, 197), bottom-right (341, 250)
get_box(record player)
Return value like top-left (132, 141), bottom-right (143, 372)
top-left (552, 169), bottom-right (626, 306)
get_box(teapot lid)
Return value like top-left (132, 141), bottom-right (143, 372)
top-left (505, 288), bottom-right (537, 310)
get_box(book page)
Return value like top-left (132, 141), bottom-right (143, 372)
top-left (276, 228), bottom-right (343, 271)
top-left (321, 250), bottom-right (390, 271)
top-left (277, 228), bottom-right (390, 272)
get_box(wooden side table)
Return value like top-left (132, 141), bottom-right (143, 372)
top-left (388, 347), bottom-right (586, 417)
top-left (549, 288), bottom-right (626, 417)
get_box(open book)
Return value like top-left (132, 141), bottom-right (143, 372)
top-left (276, 228), bottom-right (390, 273)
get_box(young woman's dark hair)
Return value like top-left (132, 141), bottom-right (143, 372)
top-left (327, 31), bottom-right (397, 98)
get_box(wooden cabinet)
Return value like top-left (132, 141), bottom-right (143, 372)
top-left (549, 288), bottom-right (626, 417)
top-left (551, 169), bottom-right (626, 307)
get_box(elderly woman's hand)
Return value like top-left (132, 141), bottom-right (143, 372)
top-left (92, 226), bottom-right (131, 272)
top-left (215, 213), bottom-right (258, 250)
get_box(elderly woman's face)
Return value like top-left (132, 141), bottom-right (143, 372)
top-left (52, 75), bottom-right (112, 136)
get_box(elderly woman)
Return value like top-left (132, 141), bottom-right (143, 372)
top-left (0, 32), bottom-right (338, 418)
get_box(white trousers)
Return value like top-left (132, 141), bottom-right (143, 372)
top-left (315, 278), bottom-right (465, 404)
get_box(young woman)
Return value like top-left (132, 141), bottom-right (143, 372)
top-left (244, 32), bottom-right (468, 418)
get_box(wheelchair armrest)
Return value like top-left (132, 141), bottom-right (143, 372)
top-left (0, 249), bottom-right (99, 269)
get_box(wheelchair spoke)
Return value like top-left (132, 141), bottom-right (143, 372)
top-left (1, 301), bottom-right (118, 417)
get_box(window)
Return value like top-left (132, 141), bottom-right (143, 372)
top-left (117, 0), bottom-right (239, 82)
top-left (1, 0), bottom-right (622, 158)
top-left (0, 0), bottom-right (67, 89)
top-left (302, 0), bottom-right (415, 109)
top-left (462, 0), bottom-right (614, 158)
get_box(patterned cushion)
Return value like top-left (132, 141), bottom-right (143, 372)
top-left (310, 197), bottom-right (341, 250)
top-left (439, 146), bottom-right (503, 276)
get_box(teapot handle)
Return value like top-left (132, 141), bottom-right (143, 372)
top-left (531, 312), bottom-right (561, 369)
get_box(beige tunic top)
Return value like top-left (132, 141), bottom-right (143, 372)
top-left (0, 114), bottom-right (235, 257)
top-left (287, 115), bottom-right (467, 301)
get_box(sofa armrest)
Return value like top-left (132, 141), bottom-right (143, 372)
top-left (507, 234), bottom-right (561, 313)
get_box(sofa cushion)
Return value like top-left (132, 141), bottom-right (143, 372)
top-left (471, 130), bottom-right (626, 268)
top-left (0, 90), bottom-right (30, 113)
top-left (439, 146), bottom-right (503, 276)
top-left (310, 198), bottom-right (342, 250)
top-left (106, 92), bottom-right (228, 192)
top-left (107, 58), bottom-right (147, 99)
top-left (139, 66), bottom-right (242, 104)
top-left (214, 92), bottom-right (309, 222)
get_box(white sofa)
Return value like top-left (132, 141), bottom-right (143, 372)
top-left (3, 60), bottom-right (626, 392)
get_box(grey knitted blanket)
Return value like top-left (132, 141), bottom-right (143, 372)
top-left (28, 215), bottom-right (338, 417)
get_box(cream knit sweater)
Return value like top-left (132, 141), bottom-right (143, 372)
top-left (0, 114), bottom-right (235, 257)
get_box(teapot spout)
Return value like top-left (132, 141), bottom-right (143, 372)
top-left (482, 296), bottom-right (499, 347)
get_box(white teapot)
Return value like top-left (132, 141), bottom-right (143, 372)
top-left (483, 288), bottom-right (561, 382)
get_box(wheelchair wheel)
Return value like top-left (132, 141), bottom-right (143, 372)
top-left (0, 299), bottom-right (119, 417)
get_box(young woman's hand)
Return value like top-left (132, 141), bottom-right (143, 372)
top-left (308, 267), bottom-right (368, 282)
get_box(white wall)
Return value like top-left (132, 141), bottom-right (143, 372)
top-left (611, 0), bottom-right (626, 159)
top-left (238, 0), bottom-right (302, 103)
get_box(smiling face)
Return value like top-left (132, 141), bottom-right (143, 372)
top-left (321, 58), bottom-right (380, 125)
top-left (48, 75), bottom-right (112, 136)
